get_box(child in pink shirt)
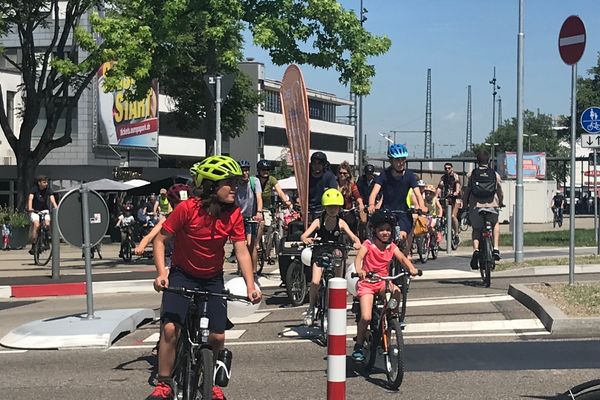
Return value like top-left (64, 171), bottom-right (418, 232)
top-left (352, 209), bottom-right (419, 361)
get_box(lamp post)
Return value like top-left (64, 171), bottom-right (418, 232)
top-left (523, 134), bottom-right (538, 152)
top-left (484, 142), bottom-right (500, 168)
top-left (489, 67), bottom-right (501, 133)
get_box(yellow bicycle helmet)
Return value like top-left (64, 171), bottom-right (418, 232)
top-left (321, 188), bottom-right (344, 206)
top-left (190, 155), bottom-right (242, 187)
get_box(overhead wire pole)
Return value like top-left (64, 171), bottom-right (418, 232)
top-left (424, 68), bottom-right (432, 158)
top-left (357, 0), bottom-right (367, 173)
top-left (490, 67), bottom-right (501, 134)
top-left (466, 85), bottom-right (472, 152)
top-left (515, 0), bottom-right (525, 263)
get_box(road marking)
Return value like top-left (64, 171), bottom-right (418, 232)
top-left (141, 329), bottom-right (246, 343)
top-left (281, 318), bottom-right (545, 337)
top-left (408, 294), bottom-right (514, 307)
top-left (0, 349), bottom-right (28, 354)
top-left (230, 312), bottom-right (269, 324)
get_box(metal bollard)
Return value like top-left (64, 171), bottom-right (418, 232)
top-left (446, 204), bottom-right (452, 254)
top-left (51, 207), bottom-right (60, 279)
top-left (327, 278), bottom-right (347, 400)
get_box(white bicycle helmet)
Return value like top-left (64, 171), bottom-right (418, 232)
top-left (224, 277), bottom-right (261, 318)
top-left (345, 262), bottom-right (359, 296)
top-left (301, 247), bottom-right (313, 266)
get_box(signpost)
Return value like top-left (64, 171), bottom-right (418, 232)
top-left (57, 186), bottom-right (110, 319)
top-left (581, 107), bottom-right (600, 255)
top-left (559, 15), bottom-right (586, 285)
top-left (204, 74), bottom-right (236, 155)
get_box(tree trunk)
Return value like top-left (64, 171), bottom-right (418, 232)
top-left (16, 156), bottom-right (37, 211)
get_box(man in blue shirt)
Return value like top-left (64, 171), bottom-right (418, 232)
top-left (368, 144), bottom-right (427, 245)
top-left (308, 151), bottom-right (338, 223)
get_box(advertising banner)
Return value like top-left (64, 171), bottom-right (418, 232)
top-left (498, 152), bottom-right (546, 179)
top-left (280, 65), bottom-right (311, 227)
top-left (97, 62), bottom-right (159, 148)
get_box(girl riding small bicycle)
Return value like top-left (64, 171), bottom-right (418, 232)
top-left (300, 188), bottom-right (362, 326)
top-left (351, 209), bottom-right (419, 361)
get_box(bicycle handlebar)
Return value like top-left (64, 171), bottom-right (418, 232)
top-left (351, 270), bottom-right (423, 280)
top-left (291, 238), bottom-right (355, 251)
top-left (163, 286), bottom-right (252, 303)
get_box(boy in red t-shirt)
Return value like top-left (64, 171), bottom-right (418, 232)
top-left (146, 156), bottom-right (261, 400)
top-left (351, 209), bottom-right (419, 362)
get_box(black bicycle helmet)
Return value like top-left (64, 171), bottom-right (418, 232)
top-left (370, 209), bottom-right (396, 229)
top-left (238, 160), bottom-right (251, 169)
top-left (310, 151), bottom-right (327, 163)
top-left (257, 159), bottom-right (272, 170)
top-left (364, 164), bottom-right (375, 175)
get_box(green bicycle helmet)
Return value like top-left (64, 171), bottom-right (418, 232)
top-left (190, 155), bottom-right (242, 187)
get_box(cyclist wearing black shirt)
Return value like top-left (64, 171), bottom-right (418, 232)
top-left (308, 151), bottom-right (338, 223)
top-left (437, 162), bottom-right (462, 236)
top-left (27, 175), bottom-right (58, 254)
top-left (551, 191), bottom-right (565, 219)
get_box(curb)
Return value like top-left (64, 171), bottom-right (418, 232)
top-left (508, 283), bottom-right (600, 337)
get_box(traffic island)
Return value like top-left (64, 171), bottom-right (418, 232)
top-left (0, 308), bottom-right (154, 350)
top-left (509, 282), bottom-right (600, 337)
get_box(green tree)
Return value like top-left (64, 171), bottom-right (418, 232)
top-left (474, 111), bottom-right (568, 182)
top-left (110, 0), bottom-right (391, 155)
top-left (0, 1), bottom-right (154, 209)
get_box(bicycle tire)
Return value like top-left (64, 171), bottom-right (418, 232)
top-left (384, 318), bottom-right (405, 390)
top-left (363, 311), bottom-right (379, 373)
top-left (285, 260), bottom-right (307, 306)
top-left (480, 237), bottom-right (492, 288)
top-left (451, 233), bottom-right (460, 250)
top-left (257, 243), bottom-right (265, 275)
top-left (399, 274), bottom-right (409, 323)
top-left (430, 234), bottom-right (439, 260)
top-left (34, 233), bottom-right (52, 266)
top-left (563, 380), bottom-right (600, 399)
top-left (172, 337), bottom-right (187, 399)
top-left (319, 285), bottom-right (328, 344)
top-left (96, 243), bottom-right (103, 260)
top-left (183, 348), bottom-right (199, 400)
top-left (122, 240), bottom-right (133, 262)
top-left (198, 347), bottom-right (214, 400)
top-left (415, 236), bottom-right (427, 264)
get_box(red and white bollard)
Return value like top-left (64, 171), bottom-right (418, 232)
top-left (327, 277), bottom-right (347, 400)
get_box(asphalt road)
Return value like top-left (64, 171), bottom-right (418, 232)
top-left (1, 270), bottom-right (599, 400)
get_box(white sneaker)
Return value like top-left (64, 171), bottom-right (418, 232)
top-left (303, 307), bottom-right (315, 327)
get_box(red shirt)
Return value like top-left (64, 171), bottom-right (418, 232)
top-left (361, 240), bottom-right (397, 276)
top-left (342, 183), bottom-right (362, 209)
top-left (162, 198), bottom-right (245, 278)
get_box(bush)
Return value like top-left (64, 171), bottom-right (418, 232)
top-left (0, 206), bottom-right (31, 228)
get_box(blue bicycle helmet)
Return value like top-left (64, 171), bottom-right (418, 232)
top-left (238, 160), bottom-right (251, 169)
top-left (387, 144), bottom-right (409, 159)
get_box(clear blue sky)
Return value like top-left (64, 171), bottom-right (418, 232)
top-left (242, 1), bottom-right (600, 157)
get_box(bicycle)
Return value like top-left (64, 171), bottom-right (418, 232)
top-left (82, 242), bottom-right (103, 260)
top-left (476, 209), bottom-right (497, 288)
top-left (440, 195), bottom-right (461, 250)
top-left (31, 210), bottom-right (52, 266)
top-left (163, 286), bottom-right (250, 400)
top-left (561, 379), bottom-right (600, 399)
top-left (552, 207), bottom-right (563, 228)
top-left (119, 225), bottom-right (135, 262)
top-left (351, 269), bottom-right (422, 390)
top-left (413, 217), bottom-right (441, 263)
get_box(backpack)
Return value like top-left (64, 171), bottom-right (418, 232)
top-left (470, 167), bottom-right (497, 199)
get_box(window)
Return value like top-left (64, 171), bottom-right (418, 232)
top-left (264, 126), bottom-right (352, 153)
top-left (264, 90), bottom-right (281, 114)
top-left (31, 98), bottom-right (78, 137)
top-left (6, 91), bottom-right (15, 130)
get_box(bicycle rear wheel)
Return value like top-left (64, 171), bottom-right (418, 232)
top-left (479, 237), bottom-right (492, 288)
top-left (198, 347), bottom-right (214, 400)
top-left (122, 240), bottom-right (132, 262)
top-left (415, 236), bottom-right (427, 264)
top-left (285, 260), bottom-right (307, 306)
top-left (430, 233), bottom-right (439, 260)
top-left (363, 310), bottom-right (379, 374)
top-left (384, 318), bottom-right (405, 390)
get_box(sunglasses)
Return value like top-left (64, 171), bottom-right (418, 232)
top-left (339, 172), bottom-right (349, 176)
top-left (445, 167), bottom-right (452, 170)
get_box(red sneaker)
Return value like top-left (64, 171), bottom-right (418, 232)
top-left (145, 382), bottom-right (173, 400)
top-left (212, 386), bottom-right (227, 400)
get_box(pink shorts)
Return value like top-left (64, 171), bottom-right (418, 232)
top-left (356, 280), bottom-right (385, 297)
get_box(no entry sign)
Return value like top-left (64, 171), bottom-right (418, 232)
top-left (559, 15), bottom-right (586, 65)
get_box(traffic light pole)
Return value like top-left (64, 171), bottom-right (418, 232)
top-left (595, 150), bottom-right (599, 254)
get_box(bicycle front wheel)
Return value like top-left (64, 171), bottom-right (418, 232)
top-left (384, 318), bottom-right (405, 390)
top-left (285, 260), bottom-right (307, 306)
top-left (198, 347), bottom-right (214, 400)
top-left (319, 285), bottom-right (328, 344)
top-left (34, 234), bottom-right (52, 266)
top-left (415, 236), bottom-right (427, 264)
top-left (122, 240), bottom-right (133, 262)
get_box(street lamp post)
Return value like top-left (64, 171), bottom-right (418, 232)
top-left (484, 142), bottom-right (500, 167)
top-left (523, 133), bottom-right (538, 152)
top-left (489, 67), bottom-right (501, 134)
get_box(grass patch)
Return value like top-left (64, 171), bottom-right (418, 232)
top-left (461, 229), bottom-right (595, 248)
top-left (530, 282), bottom-right (600, 317)
top-left (495, 255), bottom-right (600, 271)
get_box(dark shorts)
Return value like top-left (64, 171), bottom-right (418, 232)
top-left (161, 268), bottom-right (229, 333)
top-left (396, 212), bottom-right (413, 235)
top-left (244, 219), bottom-right (258, 238)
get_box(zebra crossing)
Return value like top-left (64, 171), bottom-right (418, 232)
top-left (110, 285), bottom-right (549, 350)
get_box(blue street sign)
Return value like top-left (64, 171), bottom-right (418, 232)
top-left (581, 107), bottom-right (600, 134)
